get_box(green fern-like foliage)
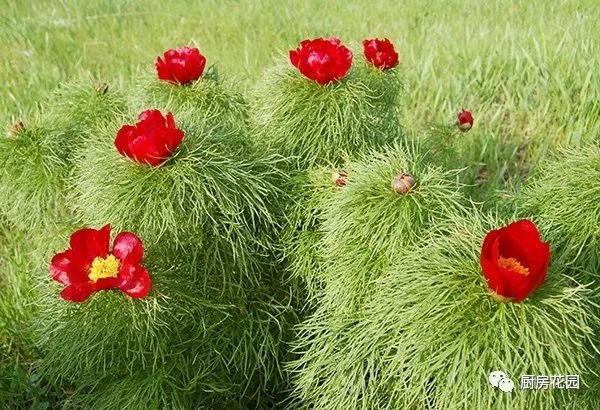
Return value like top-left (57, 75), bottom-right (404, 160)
top-left (0, 123), bottom-right (71, 232)
top-left (281, 164), bottom-right (351, 299)
top-left (255, 55), bottom-right (406, 304)
top-left (519, 145), bottom-right (599, 284)
top-left (252, 58), bottom-right (403, 169)
top-left (0, 221), bottom-right (41, 407)
top-left (36, 250), bottom-right (294, 408)
top-left (133, 71), bottom-right (249, 148)
top-left (517, 144), bottom-right (600, 408)
top-left (0, 84), bottom-right (126, 232)
top-left (291, 212), bottom-right (597, 410)
top-left (72, 113), bottom-right (283, 284)
top-left (305, 143), bottom-right (468, 310)
top-left (18, 78), bottom-right (297, 408)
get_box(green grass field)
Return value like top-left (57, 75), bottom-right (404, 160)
top-left (0, 0), bottom-right (598, 407)
top-left (2, 0), bottom-right (598, 150)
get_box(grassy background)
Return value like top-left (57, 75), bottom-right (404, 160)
top-left (1, 0), bottom-right (598, 152)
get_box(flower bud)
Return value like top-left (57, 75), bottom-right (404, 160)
top-left (391, 172), bottom-right (416, 194)
top-left (95, 82), bottom-right (109, 95)
top-left (9, 121), bottom-right (25, 137)
top-left (457, 109), bottom-right (474, 131)
top-left (332, 170), bottom-right (348, 187)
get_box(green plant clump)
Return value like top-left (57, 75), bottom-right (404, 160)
top-left (252, 59), bottom-right (404, 169)
top-left (291, 212), bottom-right (597, 410)
top-left (0, 74), bottom-right (299, 408)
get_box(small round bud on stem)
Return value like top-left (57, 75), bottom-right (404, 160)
top-left (95, 82), bottom-right (109, 95)
top-left (9, 121), bottom-right (25, 137)
top-left (391, 172), bottom-right (416, 194)
top-left (457, 109), bottom-right (474, 132)
top-left (332, 170), bottom-right (348, 187)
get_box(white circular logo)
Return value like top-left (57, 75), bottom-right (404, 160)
top-left (489, 371), bottom-right (514, 393)
top-left (489, 370), bottom-right (508, 388)
top-left (498, 378), bottom-right (515, 393)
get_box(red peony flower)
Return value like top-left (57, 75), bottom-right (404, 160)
top-left (289, 37), bottom-right (353, 85)
top-left (480, 219), bottom-right (550, 303)
top-left (156, 46), bottom-right (206, 85)
top-left (50, 225), bottom-right (151, 302)
top-left (115, 109), bottom-right (184, 166)
top-left (363, 38), bottom-right (399, 70)
top-left (457, 109), bottom-right (474, 131)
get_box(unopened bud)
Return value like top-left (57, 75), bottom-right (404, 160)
top-left (332, 170), bottom-right (348, 187)
top-left (391, 172), bottom-right (416, 194)
top-left (95, 82), bottom-right (109, 95)
top-left (457, 109), bottom-right (474, 131)
top-left (9, 121), bottom-right (25, 137)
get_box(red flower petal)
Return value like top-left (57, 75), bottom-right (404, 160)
top-left (112, 232), bottom-right (144, 265)
top-left (127, 134), bottom-right (168, 166)
top-left (50, 250), bottom-right (89, 286)
top-left (155, 57), bottom-right (169, 81)
top-left (289, 37), bottom-right (353, 84)
top-left (137, 109), bottom-right (167, 128)
top-left (69, 225), bottom-right (111, 266)
top-left (165, 112), bottom-right (176, 129)
top-left (60, 283), bottom-right (95, 302)
top-left (155, 47), bottom-right (206, 85)
top-left (115, 110), bottom-right (184, 166)
top-left (480, 232), bottom-right (507, 295)
top-left (115, 125), bottom-right (137, 158)
top-left (118, 263), bottom-right (152, 298)
top-left (363, 38), bottom-right (399, 70)
top-left (93, 277), bottom-right (120, 291)
top-left (163, 129), bottom-right (185, 153)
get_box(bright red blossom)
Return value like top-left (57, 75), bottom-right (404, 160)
top-left (289, 37), bottom-right (353, 85)
top-left (156, 46), bottom-right (206, 85)
top-left (115, 109), bottom-right (184, 166)
top-left (50, 225), bottom-right (151, 302)
top-left (363, 38), bottom-right (399, 70)
top-left (457, 109), bottom-right (474, 131)
top-left (480, 220), bottom-right (550, 303)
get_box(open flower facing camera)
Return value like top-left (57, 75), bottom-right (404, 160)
top-left (289, 37), bottom-right (353, 84)
top-left (480, 219), bottom-right (550, 302)
top-left (50, 225), bottom-right (151, 302)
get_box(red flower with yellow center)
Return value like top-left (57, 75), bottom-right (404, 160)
top-left (480, 219), bottom-right (550, 302)
top-left (50, 225), bottom-right (151, 302)
top-left (156, 46), bottom-right (206, 85)
top-left (115, 109), bottom-right (184, 167)
top-left (363, 38), bottom-right (399, 70)
top-left (289, 37), bottom-right (353, 85)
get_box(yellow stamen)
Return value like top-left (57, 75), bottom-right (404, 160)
top-left (497, 256), bottom-right (529, 276)
top-left (88, 255), bottom-right (120, 282)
